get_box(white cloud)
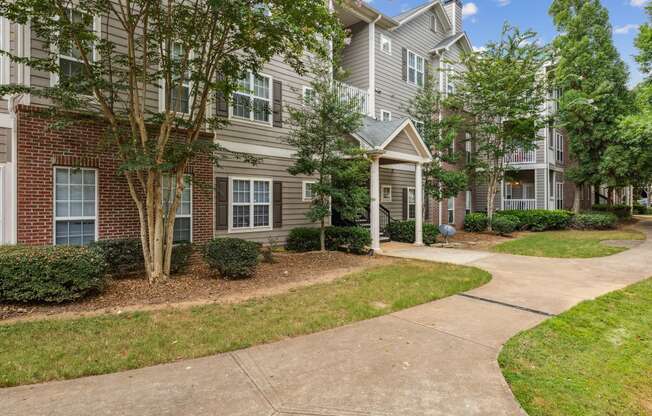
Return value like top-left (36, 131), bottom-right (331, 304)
top-left (630, 0), bottom-right (647, 7)
top-left (614, 24), bottom-right (640, 35)
top-left (473, 46), bottom-right (487, 52)
top-left (462, 2), bottom-right (478, 19)
top-left (496, 0), bottom-right (511, 6)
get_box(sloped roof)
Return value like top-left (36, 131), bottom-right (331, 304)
top-left (352, 117), bottom-right (432, 162)
top-left (393, 0), bottom-right (452, 33)
top-left (394, 1), bottom-right (436, 22)
top-left (431, 31), bottom-right (473, 54)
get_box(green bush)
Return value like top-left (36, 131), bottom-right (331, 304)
top-left (591, 204), bottom-right (631, 220)
top-left (496, 209), bottom-right (574, 231)
top-left (633, 203), bottom-right (647, 215)
top-left (571, 212), bottom-right (618, 230)
top-left (204, 238), bottom-right (260, 278)
top-left (387, 220), bottom-right (440, 245)
top-left (464, 213), bottom-right (488, 232)
top-left (325, 227), bottom-right (371, 254)
top-left (286, 227), bottom-right (321, 252)
top-left (492, 215), bottom-right (519, 236)
top-left (0, 246), bottom-right (106, 303)
top-left (90, 238), bottom-right (192, 276)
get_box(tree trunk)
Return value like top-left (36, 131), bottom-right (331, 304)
top-left (486, 177), bottom-right (497, 232)
top-left (572, 184), bottom-right (581, 213)
top-left (320, 218), bottom-right (326, 252)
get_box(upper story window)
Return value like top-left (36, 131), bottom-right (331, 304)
top-left (59, 9), bottom-right (96, 82)
top-left (0, 18), bottom-right (8, 86)
top-left (380, 34), bottom-right (392, 55)
top-left (445, 64), bottom-right (455, 95)
top-left (303, 86), bottom-right (315, 104)
top-left (430, 14), bottom-right (438, 33)
top-left (407, 50), bottom-right (425, 87)
top-left (233, 72), bottom-right (272, 124)
top-left (555, 132), bottom-right (564, 163)
top-left (162, 175), bottom-right (192, 243)
top-left (54, 167), bottom-right (97, 246)
top-left (465, 133), bottom-right (473, 164)
top-left (170, 43), bottom-right (191, 114)
top-left (381, 110), bottom-right (391, 122)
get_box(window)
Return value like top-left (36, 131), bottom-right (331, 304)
top-left (445, 64), bottom-right (455, 95)
top-left (413, 120), bottom-right (425, 135)
top-left (505, 183), bottom-right (513, 200)
top-left (303, 86), bottom-right (315, 104)
top-left (555, 132), bottom-right (564, 163)
top-left (302, 180), bottom-right (317, 201)
top-left (407, 187), bottom-right (416, 219)
top-left (381, 110), bottom-right (392, 122)
top-left (57, 9), bottom-right (96, 88)
top-left (0, 18), bottom-right (8, 85)
top-left (430, 14), bottom-right (438, 33)
top-left (556, 181), bottom-right (564, 210)
top-left (407, 50), bottom-right (425, 87)
top-left (170, 43), bottom-right (191, 113)
top-left (162, 175), bottom-right (192, 243)
top-left (381, 185), bottom-right (392, 203)
top-left (465, 191), bottom-right (472, 215)
top-left (465, 133), bottom-right (473, 164)
top-left (380, 34), bottom-right (392, 55)
top-left (448, 197), bottom-right (455, 224)
top-left (54, 167), bottom-right (97, 246)
top-left (233, 72), bottom-right (272, 124)
top-left (230, 178), bottom-right (272, 231)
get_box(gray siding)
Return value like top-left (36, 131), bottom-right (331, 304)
top-left (536, 169), bottom-right (546, 209)
top-left (380, 166), bottom-right (416, 220)
top-left (341, 22), bottom-right (369, 89)
top-left (0, 128), bottom-right (9, 162)
top-left (385, 131), bottom-right (418, 156)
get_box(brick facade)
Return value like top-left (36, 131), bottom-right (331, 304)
top-left (16, 105), bottom-right (213, 245)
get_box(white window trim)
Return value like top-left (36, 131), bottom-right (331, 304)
top-left (380, 34), bottom-right (392, 55)
top-left (381, 185), bottom-right (392, 203)
top-left (430, 14), bottom-right (438, 33)
top-left (413, 120), bottom-right (425, 134)
top-left (380, 109), bottom-right (392, 122)
top-left (407, 186), bottom-right (416, 220)
top-left (228, 176), bottom-right (273, 233)
top-left (555, 132), bottom-right (564, 163)
top-left (157, 43), bottom-right (194, 115)
top-left (52, 166), bottom-right (99, 245)
top-left (50, 11), bottom-right (102, 88)
top-left (505, 183), bottom-right (513, 200)
top-left (0, 18), bottom-right (9, 88)
top-left (162, 174), bottom-right (193, 243)
top-left (465, 190), bottom-right (472, 214)
top-left (302, 180), bottom-right (317, 202)
top-left (302, 86), bottom-right (315, 105)
top-left (448, 197), bottom-right (455, 224)
top-left (230, 71), bottom-right (274, 127)
top-left (406, 49), bottom-right (425, 87)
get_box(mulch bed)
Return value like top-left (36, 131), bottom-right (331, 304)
top-left (1, 251), bottom-right (393, 322)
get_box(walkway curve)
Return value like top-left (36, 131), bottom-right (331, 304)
top-left (2, 220), bottom-right (651, 416)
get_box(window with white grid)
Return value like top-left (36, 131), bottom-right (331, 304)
top-left (233, 72), bottom-right (272, 123)
top-left (231, 178), bottom-right (272, 231)
top-left (58, 9), bottom-right (95, 84)
top-left (407, 50), bottom-right (424, 87)
top-left (54, 167), bottom-right (97, 246)
top-left (162, 175), bottom-right (192, 243)
top-left (407, 187), bottom-right (416, 220)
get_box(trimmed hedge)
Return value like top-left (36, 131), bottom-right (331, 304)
top-left (591, 204), bottom-right (632, 220)
top-left (0, 246), bottom-right (106, 303)
top-left (492, 215), bottom-right (519, 236)
top-left (496, 209), bottom-right (574, 232)
top-left (387, 220), bottom-right (439, 245)
top-left (571, 212), bottom-right (618, 230)
top-left (204, 238), bottom-right (260, 278)
top-left (464, 213), bottom-right (488, 232)
top-left (325, 226), bottom-right (371, 254)
top-left (286, 228), bottom-right (321, 252)
top-left (90, 238), bottom-right (192, 276)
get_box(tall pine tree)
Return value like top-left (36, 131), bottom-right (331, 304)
top-left (549, 0), bottom-right (631, 210)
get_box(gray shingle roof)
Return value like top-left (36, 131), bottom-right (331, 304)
top-left (355, 116), bottom-right (409, 148)
top-left (394, 1), bottom-right (438, 22)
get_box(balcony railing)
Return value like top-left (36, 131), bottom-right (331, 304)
top-left (334, 81), bottom-right (369, 116)
top-left (505, 148), bottom-right (536, 164)
top-left (504, 199), bottom-right (537, 211)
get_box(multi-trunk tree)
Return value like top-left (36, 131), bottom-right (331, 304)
top-left (0, 0), bottom-right (342, 282)
top-left (452, 24), bottom-right (548, 229)
top-left (549, 0), bottom-right (631, 211)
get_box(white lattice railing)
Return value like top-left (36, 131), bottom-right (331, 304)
top-left (505, 148), bottom-right (536, 164)
top-left (504, 199), bottom-right (537, 211)
top-left (334, 81), bottom-right (369, 116)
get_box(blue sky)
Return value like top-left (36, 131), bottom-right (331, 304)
top-left (366, 0), bottom-right (649, 87)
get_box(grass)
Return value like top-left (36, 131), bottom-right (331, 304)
top-left (499, 278), bottom-right (652, 416)
top-left (492, 229), bottom-right (645, 258)
top-left (0, 260), bottom-right (490, 388)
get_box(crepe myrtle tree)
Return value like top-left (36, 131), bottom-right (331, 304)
top-left (406, 72), bottom-right (467, 205)
top-left (0, 0), bottom-right (343, 283)
top-left (285, 65), bottom-right (369, 252)
top-left (451, 24), bottom-right (549, 229)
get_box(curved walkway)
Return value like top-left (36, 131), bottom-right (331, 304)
top-left (2, 220), bottom-right (651, 416)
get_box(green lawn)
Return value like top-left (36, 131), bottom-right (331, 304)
top-left (0, 260), bottom-right (489, 387)
top-left (499, 278), bottom-right (652, 416)
top-left (492, 229), bottom-right (645, 258)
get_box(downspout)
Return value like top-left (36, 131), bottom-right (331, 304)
top-left (437, 50), bottom-right (445, 225)
top-left (368, 15), bottom-right (381, 119)
top-left (9, 96), bottom-right (17, 244)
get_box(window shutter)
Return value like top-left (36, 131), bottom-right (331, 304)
top-left (401, 48), bottom-right (408, 81)
top-left (273, 181), bottom-right (283, 228)
top-left (215, 74), bottom-right (229, 117)
top-left (216, 177), bottom-right (229, 230)
top-left (402, 188), bottom-right (408, 220)
top-left (272, 80), bottom-right (283, 128)
top-left (425, 194), bottom-right (431, 221)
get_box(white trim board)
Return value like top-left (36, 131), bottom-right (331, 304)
top-left (217, 140), bottom-right (296, 159)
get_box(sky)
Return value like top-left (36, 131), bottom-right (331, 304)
top-left (364, 0), bottom-right (649, 87)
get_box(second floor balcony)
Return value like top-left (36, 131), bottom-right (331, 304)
top-left (505, 148), bottom-right (536, 164)
top-left (334, 81), bottom-right (370, 116)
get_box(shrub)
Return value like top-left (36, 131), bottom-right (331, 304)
top-left (170, 243), bottom-right (193, 274)
top-left (90, 238), bottom-right (193, 276)
top-left (496, 209), bottom-right (574, 231)
top-left (464, 213), bottom-right (488, 232)
top-left (572, 212), bottom-right (618, 230)
top-left (286, 227), bottom-right (321, 252)
top-left (633, 203), bottom-right (647, 215)
top-left (325, 227), bottom-right (371, 254)
top-left (387, 220), bottom-right (440, 245)
top-left (492, 215), bottom-right (519, 236)
top-left (0, 245), bottom-right (106, 303)
top-left (591, 204), bottom-right (631, 220)
top-left (204, 238), bottom-right (260, 278)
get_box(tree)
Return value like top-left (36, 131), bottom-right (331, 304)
top-left (549, 0), bottom-right (631, 211)
top-left (406, 73), bottom-right (467, 205)
top-left (285, 65), bottom-right (369, 251)
top-left (0, 0), bottom-right (342, 282)
top-left (452, 24), bottom-right (548, 229)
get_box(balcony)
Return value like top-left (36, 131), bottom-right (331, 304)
top-left (334, 81), bottom-right (370, 116)
top-left (504, 199), bottom-right (537, 210)
top-left (505, 148), bottom-right (536, 164)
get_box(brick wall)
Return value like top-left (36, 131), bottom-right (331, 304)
top-left (16, 105), bottom-right (213, 245)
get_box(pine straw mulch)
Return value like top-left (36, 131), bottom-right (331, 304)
top-left (0, 251), bottom-right (396, 323)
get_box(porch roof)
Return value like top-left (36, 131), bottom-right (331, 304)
top-left (352, 117), bottom-right (433, 163)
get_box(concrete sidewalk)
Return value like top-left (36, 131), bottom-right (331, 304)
top-left (2, 220), bottom-right (651, 416)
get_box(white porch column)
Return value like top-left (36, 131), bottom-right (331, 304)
top-left (415, 163), bottom-right (424, 246)
top-left (370, 156), bottom-right (381, 252)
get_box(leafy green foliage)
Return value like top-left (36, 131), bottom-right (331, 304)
top-left (387, 221), bottom-right (439, 245)
top-left (286, 228), bottom-right (321, 252)
top-left (169, 242), bottom-right (193, 275)
top-left (286, 227), bottom-right (371, 254)
top-left (0, 246), bottom-right (106, 303)
top-left (571, 212), bottom-right (617, 230)
top-left (204, 238), bottom-right (260, 279)
top-left (491, 215), bottom-right (519, 236)
top-left (90, 239), bottom-right (192, 276)
top-left (590, 204), bottom-right (632, 220)
top-left (496, 209), bottom-right (574, 231)
top-left (464, 213), bottom-right (488, 232)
